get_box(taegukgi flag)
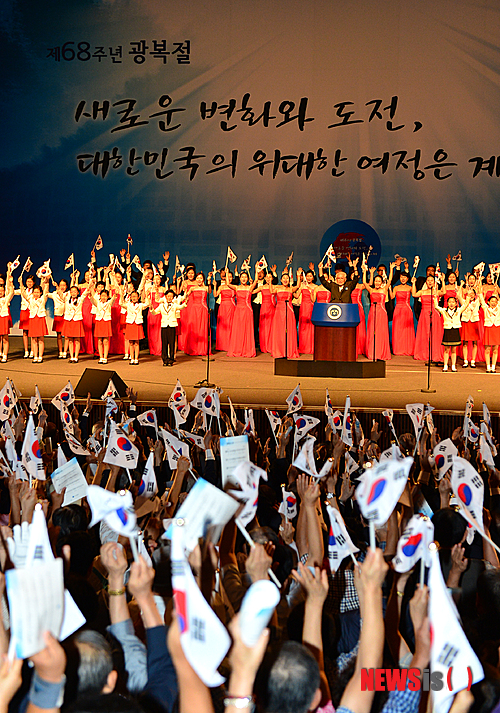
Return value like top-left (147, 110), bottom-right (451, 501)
top-left (392, 514), bottom-right (434, 572)
top-left (428, 543), bottom-right (483, 713)
top-left (356, 456), bottom-right (413, 527)
top-left (326, 504), bottom-right (359, 572)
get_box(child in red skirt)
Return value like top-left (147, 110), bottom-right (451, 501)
top-left (22, 279), bottom-right (50, 363)
top-left (63, 285), bottom-right (88, 363)
top-left (460, 276), bottom-right (480, 368)
top-left (48, 278), bottom-right (69, 358)
top-left (16, 274), bottom-right (35, 358)
top-left (89, 285), bottom-right (117, 364)
top-left (0, 266), bottom-right (14, 362)
top-left (120, 290), bottom-right (148, 365)
top-left (480, 291), bottom-right (500, 373)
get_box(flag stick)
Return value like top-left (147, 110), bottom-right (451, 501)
top-left (350, 552), bottom-right (358, 568)
top-left (369, 520), bottom-right (376, 550)
top-left (235, 517), bottom-right (281, 588)
top-left (419, 555), bottom-right (425, 587)
top-left (125, 468), bottom-right (132, 484)
top-left (129, 534), bottom-right (140, 562)
top-left (29, 473), bottom-right (32, 489)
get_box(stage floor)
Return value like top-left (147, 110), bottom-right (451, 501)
top-left (1, 337), bottom-right (497, 414)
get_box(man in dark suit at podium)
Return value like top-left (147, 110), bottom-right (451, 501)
top-left (318, 259), bottom-right (359, 303)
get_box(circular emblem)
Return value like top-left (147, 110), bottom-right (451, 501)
top-left (327, 304), bottom-right (342, 320)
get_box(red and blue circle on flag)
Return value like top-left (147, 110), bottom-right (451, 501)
top-left (296, 417), bottom-right (307, 430)
top-left (61, 392), bottom-right (70, 402)
top-left (435, 454), bottom-right (445, 469)
top-left (117, 437), bottom-right (132, 452)
top-left (32, 441), bottom-right (41, 459)
top-left (173, 590), bottom-right (189, 634)
top-left (3, 396), bottom-right (9, 408)
top-left (457, 483), bottom-right (473, 506)
top-left (333, 415), bottom-right (341, 428)
top-left (146, 413), bottom-right (155, 423)
top-left (116, 507), bottom-right (129, 525)
top-left (402, 533), bottom-right (422, 557)
top-left (328, 527), bottom-right (336, 546)
top-left (367, 478), bottom-right (386, 505)
top-left (138, 479), bottom-right (146, 496)
top-left (292, 395), bottom-right (299, 406)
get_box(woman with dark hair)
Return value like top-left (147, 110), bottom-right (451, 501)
top-left (225, 268), bottom-right (257, 357)
top-left (269, 272), bottom-right (299, 359)
top-left (390, 271), bottom-right (415, 356)
top-left (213, 270), bottom-right (235, 352)
top-left (183, 271), bottom-right (211, 356)
top-left (177, 263), bottom-right (197, 353)
top-left (295, 268), bottom-right (316, 355)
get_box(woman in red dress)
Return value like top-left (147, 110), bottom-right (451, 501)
top-left (252, 272), bottom-right (276, 354)
top-left (178, 265), bottom-right (197, 353)
top-left (362, 264), bottom-right (393, 361)
top-left (270, 273), bottom-right (299, 359)
top-left (350, 281), bottom-right (367, 357)
top-left (213, 271), bottom-right (236, 352)
top-left (412, 274), bottom-right (444, 362)
top-left (390, 271), bottom-right (415, 356)
top-left (183, 273), bottom-right (211, 356)
top-left (294, 269), bottom-right (316, 355)
top-left (225, 270), bottom-right (257, 358)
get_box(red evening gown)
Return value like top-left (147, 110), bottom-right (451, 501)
top-left (298, 288), bottom-right (314, 354)
top-left (227, 289), bottom-right (256, 357)
top-left (216, 287), bottom-right (235, 351)
top-left (80, 294), bottom-right (94, 355)
top-left (351, 286), bottom-right (367, 357)
top-left (392, 289), bottom-right (415, 356)
top-left (366, 292), bottom-right (391, 360)
top-left (259, 287), bottom-right (275, 354)
top-left (413, 294), bottom-right (444, 361)
top-left (147, 291), bottom-right (163, 356)
top-left (271, 291), bottom-right (299, 359)
top-left (183, 290), bottom-right (210, 356)
top-left (177, 282), bottom-right (196, 352)
top-left (315, 288), bottom-right (330, 303)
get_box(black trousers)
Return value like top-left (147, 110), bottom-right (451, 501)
top-left (161, 326), bottom-right (176, 364)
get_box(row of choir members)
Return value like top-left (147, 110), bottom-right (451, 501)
top-left (1, 259), bottom-right (500, 366)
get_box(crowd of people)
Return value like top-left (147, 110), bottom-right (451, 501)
top-left (1, 250), bottom-right (499, 369)
top-left (0, 381), bottom-right (497, 713)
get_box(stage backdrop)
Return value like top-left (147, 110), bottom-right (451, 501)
top-left (2, 0), bottom-right (500, 282)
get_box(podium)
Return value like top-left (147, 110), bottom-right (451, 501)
top-left (274, 301), bottom-right (386, 379)
top-left (312, 303), bottom-right (359, 362)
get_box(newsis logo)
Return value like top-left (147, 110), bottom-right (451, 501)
top-left (361, 667), bottom-right (473, 692)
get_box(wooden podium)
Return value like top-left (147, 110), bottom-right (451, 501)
top-left (274, 302), bottom-right (386, 378)
top-left (313, 303), bottom-right (358, 362)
